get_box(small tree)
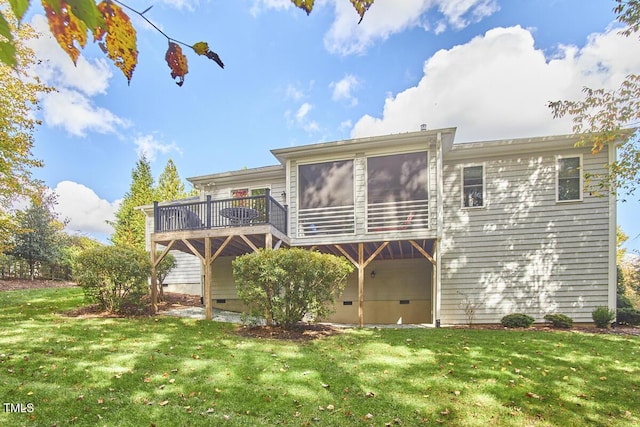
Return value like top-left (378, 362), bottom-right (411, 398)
top-left (232, 248), bottom-right (354, 329)
top-left (110, 155), bottom-right (155, 251)
top-left (156, 251), bottom-right (177, 301)
top-left (74, 245), bottom-right (151, 314)
top-left (9, 195), bottom-right (65, 280)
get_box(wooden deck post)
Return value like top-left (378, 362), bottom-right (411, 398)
top-left (150, 241), bottom-right (158, 314)
top-left (358, 243), bottom-right (364, 327)
top-left (204, 237), bottom-right (212, 320)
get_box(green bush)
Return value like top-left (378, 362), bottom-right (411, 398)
top-left (616, 308), bottom-right (640, 326)
top-left (232, 248), bottom-right (354, 329)
top-left (592, 306), bottom-right (616, 328)
top-left (617, 293), bottom-right (634, 309)
top-left (543, 313), bottom-right (574, 329)
top-left (74, 245), bottom-right (151, 314)
top-left (500, 313), bottom-right (535, 328)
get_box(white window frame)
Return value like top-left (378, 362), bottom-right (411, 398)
top-left (461, 163), bottom-right (486, 209)
top-left (556, 155), bottom-right (583, 203)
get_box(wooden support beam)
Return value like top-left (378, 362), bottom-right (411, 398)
top-left (265, 233), bottom-right (272, 250)
top-left (334, 244), bottom-right (358, 268)
top-left (150, 241), bottom-right (158, 314)
top-left (212, 235), bottom-right (233, 264)
top-left (152, 240), bottom-right (175, 268)
top-left (239, 234), bottom-right (259, 252)
top-left (409, 240), bottom-right (436, 265)
top-left (181, 239), bottom-right (205, 263)
top-left (358, 243), bottom-right (364, 327)
top-left (273, 239), bottom-right (283, 250)
top-left (363, 241), bottom-right (389, 268)
top-left (204, 237), bottom-right (212, 320)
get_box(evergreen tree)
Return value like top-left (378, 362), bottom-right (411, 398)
top-left (156, 159), bottom-right (187, 202)
top-left (9, 194), bottom-right (64, 280)
top-left (110, 155), bottom-right (155, 250)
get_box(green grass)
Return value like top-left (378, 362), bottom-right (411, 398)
top-left (1, 287), bottom-right (639, 426)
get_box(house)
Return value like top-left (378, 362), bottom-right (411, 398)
top-left (142, 127), bottom-right (617, 326)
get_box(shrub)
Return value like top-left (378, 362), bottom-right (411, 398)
top-left (232, 248), bottom-right (354, 329)
top-left (616, 308), bottom-right (640, 326)
top-left (592, 306), bottom-right (616, 328)
top-left (500, 313), bottom-right (535, 328)
top-left (74, 245), bottom-right (151, 314)
top-left (543, 313), bottom-right (573, 329)
top-left (617, 293), bottom-right (634, 309)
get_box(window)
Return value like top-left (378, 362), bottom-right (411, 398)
top-left (462, 165), bottom-right (484, 208)
top-left (367, 152), bottom-right (429, 230)
top-left (298, 160), bottom-right (354, 209)
top-left (557, 156), bottom-right (582, 201)
top-left (298, 160), bottom-right (355, 235)
top-left (367, 152), bottom-right (428, 204)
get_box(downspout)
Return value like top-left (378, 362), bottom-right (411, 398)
top-left (608, 142), bottom-right (617, 314)
top-left (435, 132), bottom-right (444, 327)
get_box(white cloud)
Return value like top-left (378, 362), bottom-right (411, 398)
top-left (286, 83), bottom-right (306, 101)
top-left (28, 15), bottom-right (130, 137)
top-left (295, 103), bottom-right (320, 132)
top-left (53, 181), bottom-right (119, 237)
top-left (296, 102), bottom-right (313, 121)
top-left (324, 0), bottom-right (499, 55)
top-left (436, 0), bottom-right (499, 30)
top-left (134, 134), bottom-right (182, 162)
top-left (351, 26), bottom-right (640, 142)
top-left (250, 0), bottom-right (498, 55)
top-left (285, 103), bottom-right (320, 133)
top-left (330, 74), bottom-right (360, 106)
top-left (250, 0), bottom-right (294, 17)
top-left (158, 0), bottom-right (200, 11)
top-left (41, 88), bottom-right (130, 137)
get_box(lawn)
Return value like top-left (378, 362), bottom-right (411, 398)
top-left (1, 287), bottom-right (639, 427)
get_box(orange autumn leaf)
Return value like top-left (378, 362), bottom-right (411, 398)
top-left (165, 41), bottom-right (188, 86)
top-left (94, 0), bottom-right (138, 84)
top-left (42, 0), bottom-right (88, 64)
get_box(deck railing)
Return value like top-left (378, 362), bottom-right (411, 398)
top-left (367, 199), bottom-right (428, 232)
top-left (154, 189), bottom-right (288, 235)
top-left (297, 205), bottom-right (356, 237)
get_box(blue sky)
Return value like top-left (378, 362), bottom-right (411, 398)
top-left (22, 0), bottom-right (640, 252)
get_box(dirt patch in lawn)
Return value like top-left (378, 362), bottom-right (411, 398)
top-left (0, 278), bottom-right (77, 291)
top-left (236, 324), bottom-right (342, 341)
top-left (63, 292), bottom-right (203, 318)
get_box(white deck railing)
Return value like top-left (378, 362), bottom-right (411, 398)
top-left (367, 199), bottom-right (428, 232)
top-left (298, 205), bottom-right (355, 237)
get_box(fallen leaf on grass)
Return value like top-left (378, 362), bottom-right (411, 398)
top-left (158, 400), bottom-right (169, 406)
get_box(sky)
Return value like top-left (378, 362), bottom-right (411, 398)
top-left (19, 0), bottom-right (640, 253)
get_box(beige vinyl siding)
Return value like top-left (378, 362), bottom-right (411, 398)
top-left (440, 148), bottom-right (610, 324)
top-left (327, 258), bottom-right (433, 324)
top-left (162, 251), bottom-right (202, 295)
top-left (205, 257), bottom-right (248, 312)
